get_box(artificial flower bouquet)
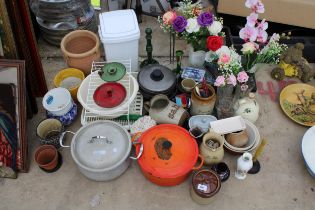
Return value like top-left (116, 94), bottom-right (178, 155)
top-left (158, 0), bottom-right (225, 52)
top-left (239, 0), bottom-right (288, 72)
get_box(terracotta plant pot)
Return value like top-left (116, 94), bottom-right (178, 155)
top-left (34, 145), bottom-right (58, 171)
top-left (61, 30), bottom-right (101, 75)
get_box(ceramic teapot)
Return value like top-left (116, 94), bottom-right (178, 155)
top-left (144, 94), bottom-right (189, 126)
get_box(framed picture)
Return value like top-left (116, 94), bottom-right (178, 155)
top-left (0, 1), bottom-right (18, 59)
top-left (0, 59), bottom-right (28, 178)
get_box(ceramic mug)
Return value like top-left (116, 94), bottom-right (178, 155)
top-left (181, 78), bottom-right (196, 92)
top-left (144, 94), bottom-right (189, 126)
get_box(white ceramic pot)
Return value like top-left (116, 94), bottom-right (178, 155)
top-left (235, 152), bottom-right (253, 180)
top-left (234, 93), bottom-right (260, 123)
top-left (59, 121), bottom-right (143, 181)
top-left (43, 87), bottom-right (73, 116)
top-left (188, 45), bottom-right (206, 68)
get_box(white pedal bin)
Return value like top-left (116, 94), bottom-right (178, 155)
top-left (99, 10), bottom-right (140, 71)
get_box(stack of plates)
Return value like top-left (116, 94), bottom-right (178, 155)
top-left (223, 119), bottom-right (261, 155)
top-left (31, 0), bottom-right (96, 46)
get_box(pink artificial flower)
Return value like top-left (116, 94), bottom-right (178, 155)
top-left (241, 42), bottom-right (259, 54)
top-left (239, 25), bottom-right (258, 42)
top-left (227, 74), bottom-right (237, 86)
top-left (214, 76), bottom-right (226, 87)
top-left (237, 71), bottom-right (249, 83)
top-left (257, 29), bottom-right (268, 43)
top-left (162, 11), bottom-right (177, 25)
top-left (245, 0), bottom-right (265, 13)
top-left (269, 33), bottom-right (280, 42)
top-left (246, 13), bottom-right (258, 27)
top-left (257, 19), bottom-right (268, 30)
top-left (218, 53), bottom-right (231, 64)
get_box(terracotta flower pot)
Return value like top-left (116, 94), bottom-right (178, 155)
top-left (34, 145), bottom-right (58, 171)
top-left (61, 30), bottom-right (101, 75)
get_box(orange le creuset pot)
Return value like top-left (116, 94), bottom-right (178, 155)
top-left (134, 124), bottom-right (204, 186)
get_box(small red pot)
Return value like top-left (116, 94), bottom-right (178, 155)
top-left (35, 145), bottom-right (58, 170)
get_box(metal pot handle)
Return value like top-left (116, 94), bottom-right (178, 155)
top-left (59, 131), bottom-right (75, 148)
top-left (192, 154), bottom-right (204, 170)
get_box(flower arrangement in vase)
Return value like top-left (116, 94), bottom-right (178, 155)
top-left (158, 0), bottom-right (225, 67)
top-left (204, 45), bottom-right (252, 119)
top-left (239, 0), bottom-right (288, 73)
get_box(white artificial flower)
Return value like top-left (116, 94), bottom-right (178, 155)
top-left (216, 46), bottom-right (230, 57)
top-left (207, 21), bottom-right (223, 35)
top-left (185, 18), bottom-right (200, 33)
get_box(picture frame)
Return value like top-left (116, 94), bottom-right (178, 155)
top-left (0, 59), bottom-right (28, 177)
top-left (0, 1), bottom-right (18, 59)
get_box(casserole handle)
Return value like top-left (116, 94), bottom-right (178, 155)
top-left (59, 131), bottom-right (75, 148)
top-left (192, 154), bottom-right (204, 170)
top-left (130, 132), bottom-right (143, 160)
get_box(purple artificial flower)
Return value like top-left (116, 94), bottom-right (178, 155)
top-left (197, 12), bottom-right (214, 27)
top-left (172, 16), bottom-right (188, 32)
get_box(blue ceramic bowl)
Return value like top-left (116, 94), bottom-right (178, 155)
top-left (47, 103), bottom-right (78, 126)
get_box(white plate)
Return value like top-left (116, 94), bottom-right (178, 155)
top-left (302, 126), bottom-right (315, 177)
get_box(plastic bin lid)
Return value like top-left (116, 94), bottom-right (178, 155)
top-left (99, 10), bottom-right (140, 44)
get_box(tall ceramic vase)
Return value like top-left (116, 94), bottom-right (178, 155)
top-left (188, 45), bottom-right (206, 68)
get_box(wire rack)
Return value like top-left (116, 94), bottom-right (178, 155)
top-left (81, 60), bottom-right (143, 129)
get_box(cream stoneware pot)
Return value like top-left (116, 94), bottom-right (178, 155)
top-left (200, 130), bottom-right (225, 165)
top-left (144, 94), bottom-right (189, 126)
top-left (191, 84), bottom-right (216, 116)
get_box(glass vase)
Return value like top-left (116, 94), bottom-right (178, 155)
top-left (215, 85), bottom-right (236, 119)
top-left (188, 45), bottom-right (206, 68)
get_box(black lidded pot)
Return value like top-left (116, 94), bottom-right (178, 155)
top-left (137, 64), bottom-right (177, 100)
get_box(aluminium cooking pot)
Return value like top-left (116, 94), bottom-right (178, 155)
top-left (59, 121), bottom-right (143, 181)
top-left (137, 64), bottom-right (177, 100)
top-left (134, 124), bottom-right (204, 186)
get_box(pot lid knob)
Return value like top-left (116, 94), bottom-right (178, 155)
top-left (162, 140), bottom-right (172, 150)
top-left (108, 68), bottom-right (117, 75)
top-left (150, 69), bottom-right (164, 81)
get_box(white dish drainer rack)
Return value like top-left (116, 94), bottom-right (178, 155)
top-left (80, 59), bottom-right (143, 129)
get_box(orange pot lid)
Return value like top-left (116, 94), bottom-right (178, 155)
top-left (136, 124), bottom-right (199, 178)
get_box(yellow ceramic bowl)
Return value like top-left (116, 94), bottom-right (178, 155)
top-left (53, 68), bottom-right (85, 100)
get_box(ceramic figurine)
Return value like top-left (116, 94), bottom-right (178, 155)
top-left (234, 93), bottom-right (260, 123)
top-left (140, 28), bottom-right (159, 68)
top-left (235, 152), bottom-right (253, 180)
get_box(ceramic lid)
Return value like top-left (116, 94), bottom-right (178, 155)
top-left (138, 64), bottom-right (176, 93)
top-left (99, 10), bottom-right (140, 43)
top-left (136, 124), bottom-right (199, 178)
top-left (192, 169), bottom-right (221, 198)
top-left (71, 121), bottom-right (131, 170)
top-left (42, 87), bottom-right (71, 112)
top-left (93, 82), bottom-right (126, 108)
top-left (99, 62), bottom-right (126, 82)
top-left (189, 115), bottom-right (217, 133)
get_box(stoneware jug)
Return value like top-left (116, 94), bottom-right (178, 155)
top-left (234, 93), bottom-right (260, 124)
top-left (235, 152), bottom-right (253, 180)
top-left (144, 94), bottom-right (189, 126)
top-left (199, 130), bottom-right (225, 165)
